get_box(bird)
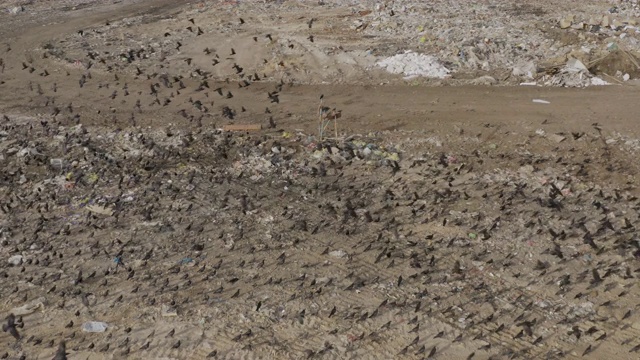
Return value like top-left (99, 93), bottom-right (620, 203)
top-left (2, 314), bottom-right (20, 340)
top-left (53, 341), bottom-right (67, 360)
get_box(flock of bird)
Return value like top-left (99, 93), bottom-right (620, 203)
top-left (2, 2), bottom-right (640, 360)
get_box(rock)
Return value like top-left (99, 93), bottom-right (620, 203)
top-left (612, 19), bottom-right (625, 29)
top-left (602, 15), bottom-right (611, 27)
top-left (559, 18), bottom-right (572, 29)
top-left (8, 254), bottom-right (23, 266)
top-left (329, 250), bottom-right (347, 258)
top-left (587, 18), bottom-right (600, 26)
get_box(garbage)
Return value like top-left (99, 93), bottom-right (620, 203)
top-left (512, 61), bottom-right (537, 79)
top-left (11, 297), bottom-right (46, 316)
top-left (86, 204), bottom-right (114, 216)
top-left (377, 51), bottom-right (450, 79)
top-left (8, 6), bottom-right (24, 15)
top-left (7, 255), bottom-right (23, 266)
top-left (162, 305), bottom-right (178, 317)
top-left (547, 134), bottom-right (567, 143)
top-left (532, 99), bottom-right (550, 104)
top-left (82, 321), bottom-right (108, 332)
top-left (179, 257), bottom-right (194, 265)
top-left (565, 58), bottom-right (588, 73)
top-left (329, 250), bottom-right (348, 258)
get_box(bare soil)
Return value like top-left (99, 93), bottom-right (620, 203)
top-left (2, 1), bottom-right (640, 360)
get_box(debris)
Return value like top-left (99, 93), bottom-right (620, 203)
top-left (377, 51), bottom-right (450, 79)
top-left (49, 158), bottom-right (64, 168)
top-left (471, 75), bottom-right (497, 86)
top-left (8, 6), bottom-right (24, 15)
top-left (162, 305), bottom-right (178, 317)
top-left (547, 134), bottom-right (566, 143)
top-left (559, 18), bottom-right (572, 29)
top-left (512, 61), bottom-right (537, 79)
top-left (11, 297), bottom-right (46, 316)
top-left (223, 124), bottom-right (262, 132)
top-left (533, 99), bottom-right (550, 104)
top-left (180, 257), bottom-right (194, 265)
top-left (329, 250), bottom-right (348, 258)
top-left (7, 255), bottom-right (23, 266)
top-left (86, 204), bottom-right (114, 216)
top-left (566, 58), bottom-right (588, 73)
top-left (82, 321), bottom-right (108, 333)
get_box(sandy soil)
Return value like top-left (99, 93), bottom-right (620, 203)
top-left (3, 1), bottom-right (640, 359)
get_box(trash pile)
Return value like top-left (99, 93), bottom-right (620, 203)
top-left (376, 51), bottom-right (451, 79)
top-left (542, 58), bottom-right (611, 87)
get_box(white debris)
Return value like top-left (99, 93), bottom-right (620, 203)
top-left (377, 51), bottom-right (450, 79)
top-left (533, 99), bottom-right (550, 104)
top-left (11, 297), bottom-right (46, 316)
top-left (590, 77), bottom-right (610, 86)
top-left (8, 255), bottom-right (23, 266)
top-left (329, 250), bottom-right (348, 258)
top-left (82, 321), bottom-right (108, 333)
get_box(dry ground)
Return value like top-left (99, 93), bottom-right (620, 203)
top-left (2, 1), bottom-right (640, 360)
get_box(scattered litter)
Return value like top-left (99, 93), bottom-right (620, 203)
top-left (377, 51), bottom-right (450, 79)
top-left (223, 124), bottom-right (262, 132)
top-left (86, 204), bottom-right (114, 216)
top-left (547, 134), bottom-right (567, 143)
top-left (162, 305), bottom-right (178, 317)
top-left (82, 321), bottom-right (108, 333)
top-left (533, 99), bottom-right (550, 104)
top-left (180, 257), bottom-right (194, 265)
top-left (12, 297), bottom-right (46, 316)
top-left (590, 77), bottom-right (610, 86)
top-left (8, 6), bottom-right (24, 15)
top-left (7, 255), bottom-right (23, 266)
top-left (512, 61), bottom-right (537, 79)
top-left (329, 250), bottom-right (348, 258)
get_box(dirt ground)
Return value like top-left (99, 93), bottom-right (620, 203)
top-left (3, 1), bottom-right (640, 359)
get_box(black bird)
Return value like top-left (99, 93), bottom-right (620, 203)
top-left (53, 340), bottom-right (67, 360)
top-left (2, 314), bottom-right (19, 340)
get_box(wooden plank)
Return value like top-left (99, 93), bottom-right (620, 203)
top-left (223, 124), bottom-right (262, 132)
